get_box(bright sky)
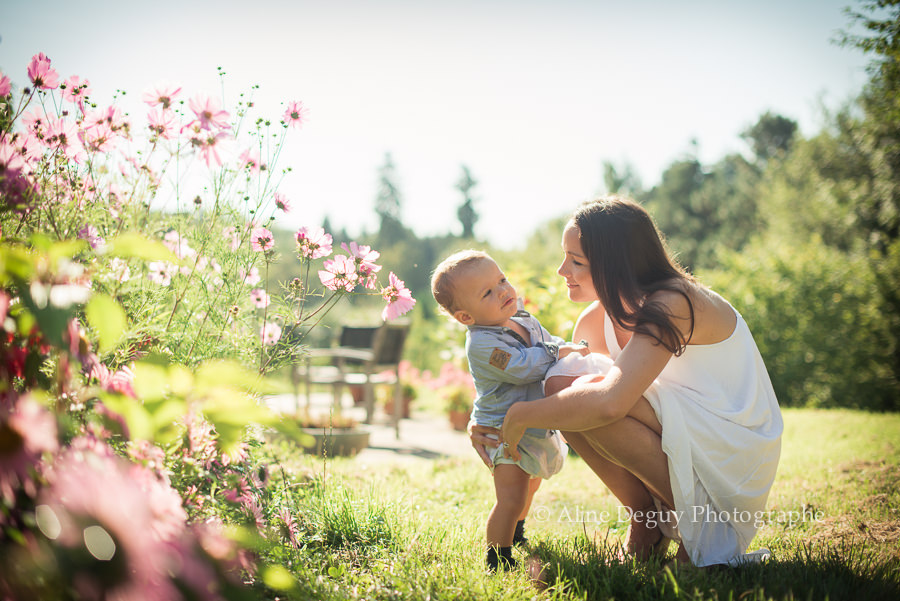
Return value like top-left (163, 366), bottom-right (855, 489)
top-left (1, 0), bottom-right (869, 249)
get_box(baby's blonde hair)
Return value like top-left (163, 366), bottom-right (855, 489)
top-left (431, 249), bottom-right (493, 314)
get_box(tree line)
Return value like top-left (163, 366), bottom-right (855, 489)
top-left (271, 1), bottom-right (899, 411)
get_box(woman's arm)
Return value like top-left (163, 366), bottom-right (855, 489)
top-left (501, 292), bottom-right (690, 460)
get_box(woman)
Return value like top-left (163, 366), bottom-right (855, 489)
top-left (470, 196), bottom-right (782, 567)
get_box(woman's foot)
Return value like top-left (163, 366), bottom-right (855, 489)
top-left (622, 505), bottom-right (669, 561)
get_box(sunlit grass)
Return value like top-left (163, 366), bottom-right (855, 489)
top-left (260, 408), bottom-right (900, 600)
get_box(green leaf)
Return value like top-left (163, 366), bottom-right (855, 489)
top-left (107, 233), bottom-right (178, 263)
top-left (195, 360), bottom-right (262, 392)
top-left (85, 293), bottom-right (127, 351)
top-left (261, 564), bottom-right (296, 591)
top-left (132, 362), bottom-right (171, 401)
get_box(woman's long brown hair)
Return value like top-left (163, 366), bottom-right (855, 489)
top-left (573, 195), bottom-right (696, 355)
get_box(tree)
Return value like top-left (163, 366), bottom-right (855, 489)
top-left (741, 111), bottom-right (798, 164)
top-left (602, 160), bottom-right (642, 196)
top-left (455, 165), bottom-right (479, 239)
top-left (641, 149), bottom-right (763, 271)
top-left (374, 152), bottom-right (406, 247)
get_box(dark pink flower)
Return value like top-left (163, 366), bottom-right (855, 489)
top-left (250, 227), bottom-right (274, 252)
top-left (188, 94), bottom-right (231, 131)
top-left (0, 72), bottom-right (10, 97)
top-left (381, 272), bottom-right (416, 321)
top-left (142, 82), bottom-right (182, 109)
top-left (278, 508), bottom-right (301, 548)
top-left (295, 226), bottom-right (332, 259)
top-left (27, 52), bottom-right (59, 90)
top-left (282, 100), bottom-right (307, 129)
top-left (318, 255), bottom-right (357, 291)
top-left (274, 192), bottom-right (290, 213)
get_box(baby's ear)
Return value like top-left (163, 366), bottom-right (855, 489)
top-left (453, 309), bottom-right (474, 326)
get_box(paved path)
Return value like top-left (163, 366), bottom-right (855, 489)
top-left (265, 392), bottom-right (474, 465)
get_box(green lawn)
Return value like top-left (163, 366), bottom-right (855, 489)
top-left (261, 408), bottom-right (900, 600)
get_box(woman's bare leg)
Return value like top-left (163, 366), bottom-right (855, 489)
top-left (562, 396), bottom-right (675, 560)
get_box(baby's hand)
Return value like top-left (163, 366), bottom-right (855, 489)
top-left (558, 343), bottom-right (590, 359)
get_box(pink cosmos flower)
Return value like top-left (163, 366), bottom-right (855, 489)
top-left (109, 258), bottom-right (131, 283)
top-left (163, 230), bottom-right (196, 260)
top-left (261, 322), bottom-right (282, 345)
top-left (274, 192), bottom-right (290, 213)
top-left (250, 288), bottom-right (270, 308)
top-left (85, 105), bottom-right (129, 133)
top-left (78, 225), bottom-right (105, 250)
top-left (222, 226), bottom-right (241, 251)
top-left (142, 82), bottom-right (182, 109)
top-left (188, 94), bottom-right (231, 131)
top-left (240, 266), bottom-right (261, 286)
top-left (27, 52), bottom-right (59, 89)
top-left (9, 130), bottom-right (42, 164)
top-left (22, 108), bottom-right (49, 138)
top-left (295, 226), bottom-right (332, 260)
top-left (80, 120), bottom-right (117, 153)
top-left (148, 261), bottom-right (177, 286)
top-left (318, 255), bottom-right (358, 292)
top-left (250, 227), bottom-right (274, 252)
top-left (39, 446), bottom-right (187, 600)
top-left (278, 508), bottom-right (301, 548)
top-left (0, 395), bottom-right (58, 502)
top-left (283, 100), bottom-right (308, 129)
top-left (61, 75), bottom-right (91, 106)
top-left (239, 148), bottom-right (263, 175)
top-left (0, 72), bottom-right (10, 97)
top-left (381, 272), bottom-right (416, 321)
top-left (45, 117), bottom-right (85, 163)
top-left (196, 130), bottom-right (230, 167)
top-left (342, 241), bottom-right (382, 289)
top-left (147, 108), bottom-right (177, 139)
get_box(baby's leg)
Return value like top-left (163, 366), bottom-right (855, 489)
top-left (544, 375), bottom-right (580, 396)
top-left (487, 464), bottom-right (532, 547)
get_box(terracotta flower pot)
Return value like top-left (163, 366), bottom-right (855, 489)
top-left (448, 409), bottom-right (471, 432)
top-left (300, 426), bottom-right (371, 457)
top-left (384, 395), bottom-right (413, 419)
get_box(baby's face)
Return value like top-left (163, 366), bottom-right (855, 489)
top-left (453, 259), bottom-right (518, 327)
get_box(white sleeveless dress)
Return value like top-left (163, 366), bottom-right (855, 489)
top-left (604, 300), bottom-right (783, 567)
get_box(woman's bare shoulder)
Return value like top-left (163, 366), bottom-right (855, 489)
top-left (648, 281), bottom-right (736, 344)
top-left (573, 301), bottom-right (609, 353)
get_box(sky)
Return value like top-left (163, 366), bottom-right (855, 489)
top-left (0, 0), bottom-right (871, 249)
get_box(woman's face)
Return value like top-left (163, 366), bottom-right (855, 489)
top-left (557, 222), bottom-right (597, 302)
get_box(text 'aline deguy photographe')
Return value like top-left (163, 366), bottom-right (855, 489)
top-left (529, 505), bottom-right (826, 530)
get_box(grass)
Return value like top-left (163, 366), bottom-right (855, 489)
top-left (259, 408), bottom-right (900, 600)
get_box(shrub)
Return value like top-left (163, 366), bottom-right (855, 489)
top-left (702, 236), bottom-right (898, 411)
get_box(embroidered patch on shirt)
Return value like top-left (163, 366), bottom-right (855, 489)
top-left (489, 348), bottom-right (512, 370)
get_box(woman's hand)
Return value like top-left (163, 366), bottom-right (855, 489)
top-left (468, 423), bottom-right (500, 469)
top-left (500, 403), bottom-right (527, 462)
